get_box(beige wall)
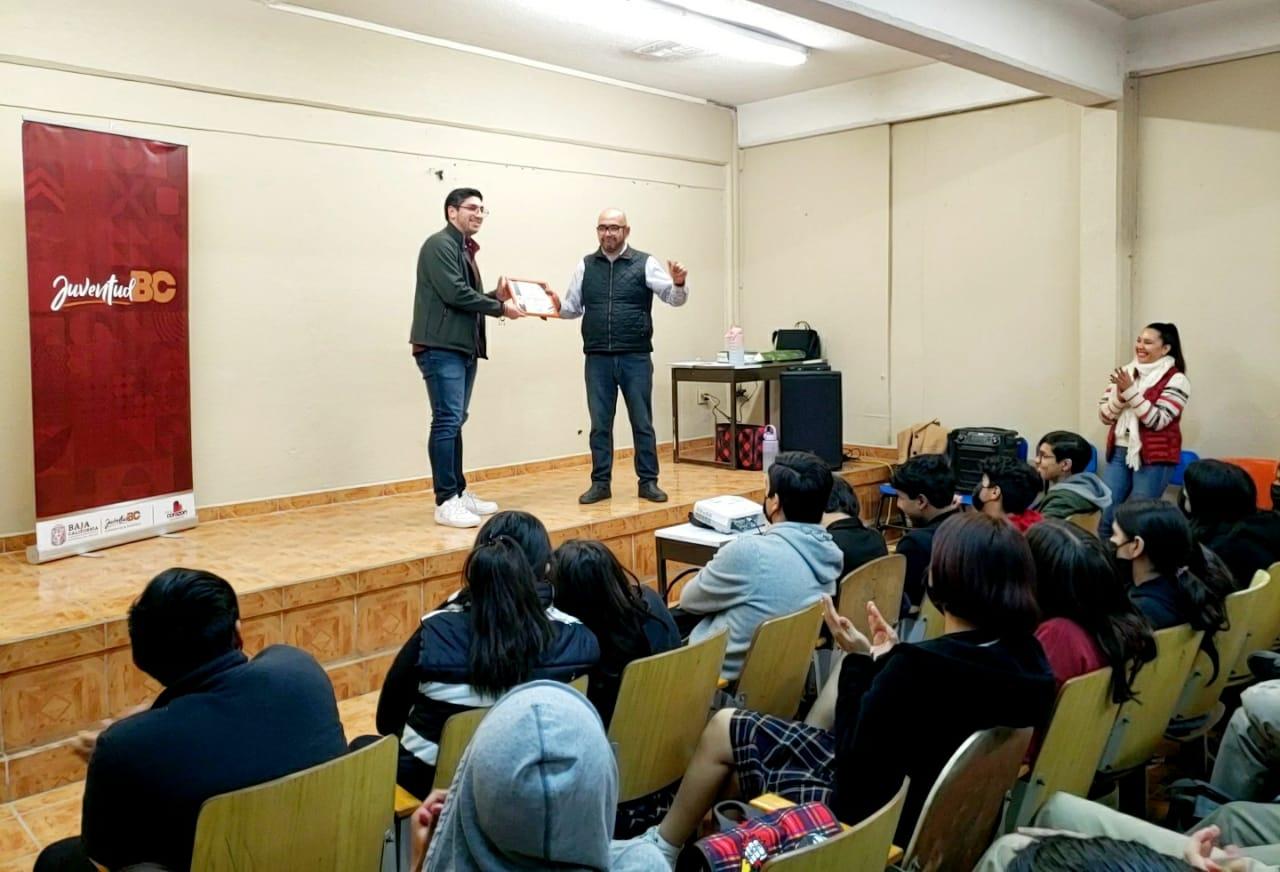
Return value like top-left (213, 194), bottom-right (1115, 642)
top-left (737, 127), bottom-right (892, 444)
top-left (1133, 53), bottom-right (1280, 458)
top-left (0, 1), bottom-right (733, 535)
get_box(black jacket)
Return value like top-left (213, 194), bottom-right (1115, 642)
top-left (1199, 511), bottom-right (1280, 590)
top-left (82, 647), bottom-right (346, 871)
top-left (826, 517), bottom-right (889, 580)
top-left (832, 631), bottom-right (1056, 843)
top-left (582, 585), bottom-right (682, 728)
top-left (896, 508), bottom-right (960, 607)
top-left (410, 223), bottom-right (503, 357)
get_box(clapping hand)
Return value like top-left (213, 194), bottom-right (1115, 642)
top-left (1183, 825), bottom-right (1251, 871)
top-left (1110, 366), bottom-right (1135, 393)
top-left (410, 789), bottom-right (450, 872)
top-left (865, 600), bottom-right (899, 657)
top-left (667, 260), bottom-right (687, 286)
top-left (822, 594), bottom-right (870, 654)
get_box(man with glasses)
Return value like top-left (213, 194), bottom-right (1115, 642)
top-left (411, 187), bottom-right (526, 528)
top-left (559, 208), bottom-right (688, 504)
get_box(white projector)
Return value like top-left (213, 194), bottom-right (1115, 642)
top-left (692, 495), bottom-right (767, 535)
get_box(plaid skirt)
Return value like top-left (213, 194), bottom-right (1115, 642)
top-left (730, 710), bottom-right (836, 805)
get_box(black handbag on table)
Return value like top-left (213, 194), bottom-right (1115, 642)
top-left (771, 321), bottom-right (820, 360)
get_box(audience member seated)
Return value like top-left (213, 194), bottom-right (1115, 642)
top-left (822, 474), bottom-right (889, 576)
top-left (1212, 679), bottom-right (1280, 802)
top-left (976, 455), bottom-right (1046, 532)
top-left (407, 681), bottom-right (667, 872)
top-left (1184, 459), bottom-right (1280, 590)
top-left (678, 451), bottom-right (843, 681)
top-left (890, 453), bottom-right (960, 607)
top-left (1032, 430), bottom-right (1113, 521)
top-left (372, 511), bottom-right (600, 798)
top-left (35, 568), bottom-right (347, 872)
top-left (976, 791), bottom-right (1280, 872)
top-left (995, 833), bottom-right (1211, 871)
top-left (1027, 519), bottom-right (1155, 725)
top-left (633, 513), bottom-right (1057, 866)
top-left (549, 539), bottom-right (681, 727)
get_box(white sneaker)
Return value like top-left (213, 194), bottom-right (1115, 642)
top-left (434, 494), bottom-right (482, 528)
top-left (461, 490), bottom-right (498, 515)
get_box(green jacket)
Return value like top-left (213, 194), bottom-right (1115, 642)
top-left (410, 223), bottom-right (503, 357)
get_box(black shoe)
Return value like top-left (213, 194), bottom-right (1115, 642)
top-left (638, 482), bottom-right (668, 503)
top-left (579, 484), bottom-right (612, 504)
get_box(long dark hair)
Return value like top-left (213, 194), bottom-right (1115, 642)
top-left (550, 539), bottom-right (652, 666)
top-left (1182, 459), bottom-right (1258, 537)
top-left (1145, 321), bottom-right (1187, 374)
top-left (1114, 500), bottom-right (1230, 676)
top-left (475, 510), bottom-right (553, 581)
top-left (462, 536), bottom-right (554, 697)
top-left (928, 514), bottom-right (1040, 636)
top-left (1027, 521), bottom-right (1156, 703)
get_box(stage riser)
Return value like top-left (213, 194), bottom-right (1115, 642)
top-left (0, 468), bottom-right (888, 801)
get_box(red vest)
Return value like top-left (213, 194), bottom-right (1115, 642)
top-left (1105, 366), bottom-right (1183, 465)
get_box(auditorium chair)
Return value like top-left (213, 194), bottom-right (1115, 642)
top-left (190, 734), bottom-right (397, 872)
top-left (1222, 457), bottom-right (1279, 510)
top-left (1226, 566), bottom-right (1279, 684)
top-left (917, 594), bottom-right (946, 642)
top-left (1066, 511), bottom-right (1101, 536)
top-left (754, 778), bottom-right (908, 872)
top-left (731, 601), bottom-right (824, 719)
top-left (836, 554), bottom-right (906, 638)
top-left (609, 630), bottom-right (728, 804)
top-left (1005, 666), bottom-right (1119, 829)
top-left (1095, 624), bottom-right (1204, 815)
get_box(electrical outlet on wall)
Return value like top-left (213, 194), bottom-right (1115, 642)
top-left (697, 393), bottom-right (714, 406)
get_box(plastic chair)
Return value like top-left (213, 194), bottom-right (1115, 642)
top-left (1223, 457), bottom-right (1279, 510)
top-left (1170, 450), bottom-right (1200, 487)
top-left (761, 778), bottom-right (909, 872)
top-left (1016, 437), bottom-right (1028, 461)
top-left (191, 735), bottom-right (397, 872)
top-left (1084, 443), bottom-right (1099, 474)
top-left (1006, 667), bottom-right (1119, 829)
top-left (900, 726), bottom-right (1033, 872)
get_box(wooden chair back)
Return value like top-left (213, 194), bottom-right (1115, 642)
top-left (837, 554), bottom-right (906, 637)
top-left (608, 630), bottom-right (728, 803)
top-left (736, 601), bottom-right (824, 719)
top-left (1099, 624), bottom-right (1203, 774)
top-left (763, 778), bottom-right (909, 872)
top-left (902, 726), bottom-right (1032, 872)
top-left (1009, 666), bottom-right (1119, 827)
top-left (191, 735), bottom-right (397, 872)
top-left (918, 594), bottom-right (945, 642)
top-left (1232, 566), bottom-right (1280, 680)
top-left (1176, 575), bottom-right (1270, 722)
top-left (1066, 511), bottom-right (1101, 536)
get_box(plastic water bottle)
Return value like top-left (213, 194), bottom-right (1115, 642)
top-left (761, 425), bottom-right (779, 473)
top-left (725, 326), bottom-right (745, 367)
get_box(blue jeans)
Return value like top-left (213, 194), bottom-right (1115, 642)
top-left (585, 352), bottom-right (659, 485)
top-left (1100, 447), bottom-right (1176, 539)
top-left (416, 349), bottom-right (477, 505)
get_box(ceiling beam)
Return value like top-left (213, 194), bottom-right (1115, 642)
top-left (1128, 0), bottom-right (1280, 75)
top-left (750, 0), bottom-right (1126, 104)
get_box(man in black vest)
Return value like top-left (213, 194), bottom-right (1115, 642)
top-left (560, 209), bottom-right (688, 504)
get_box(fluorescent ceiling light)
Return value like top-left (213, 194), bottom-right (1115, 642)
top-left (519, 0), bottom-right (809, 66)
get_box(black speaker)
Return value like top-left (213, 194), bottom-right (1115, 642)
top-left (779, 370), bottom-right (843, 469)
top-left (947, 427), bottom-right (1021, 491)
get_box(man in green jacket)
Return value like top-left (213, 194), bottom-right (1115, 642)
top-left (411, 187), bottom-right (525, 528)
top-left (1032, 430), bottom-right (1112, 521)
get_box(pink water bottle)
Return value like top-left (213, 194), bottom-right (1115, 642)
top-left (762, 425), bottom-right (779, 473)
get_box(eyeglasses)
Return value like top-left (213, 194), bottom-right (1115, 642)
top-left (458, 204), bottom-right (488, 215)
top-left (596, 224), bottom-right (627, 233)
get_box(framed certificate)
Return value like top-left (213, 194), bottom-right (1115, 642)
top-left (508, 279), bottom-right (558, 316)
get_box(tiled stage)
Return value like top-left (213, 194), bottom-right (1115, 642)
top-left (0, 448), bottom-right (892, 868)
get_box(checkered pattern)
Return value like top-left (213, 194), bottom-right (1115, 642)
top-left (685, 802), bottom-right (842, 872)
top-left (729, 710), bottom-right (836, 805)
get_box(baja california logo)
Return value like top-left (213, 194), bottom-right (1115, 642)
top-left (49, 270), bottom-right (177, 312)
top-left (166, 499), bottom-right (188, 521)
top-left (51, 523), bottom-right (66, 546)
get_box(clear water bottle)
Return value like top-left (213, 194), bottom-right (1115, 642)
top-left (725, 325), bottom-right (745, 367)
top-left (761, 425), bottom-right (779, 474)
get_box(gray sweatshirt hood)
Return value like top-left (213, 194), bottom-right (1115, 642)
top-left (424, 681), bottom-right (666, 871)
top-left (1050, 472), bottom-right (1113, 509)
top-left (766, 521), bottom-right (846, 579)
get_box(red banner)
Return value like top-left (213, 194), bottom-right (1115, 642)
top-left (23, 121), bottom-right (195, 561)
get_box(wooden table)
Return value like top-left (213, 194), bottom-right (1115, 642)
top-left (670, 360), bottom-right (823, 468)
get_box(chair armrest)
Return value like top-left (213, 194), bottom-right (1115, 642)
top-left (395, 785), bottom-right (421, 818)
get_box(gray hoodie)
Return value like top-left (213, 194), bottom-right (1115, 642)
top-left (1034, 472), bottom-right (1113, 520)
top-left (680, 521), bottom-right (844, 680)
top-left (424, 681), bottom-right (666, 872)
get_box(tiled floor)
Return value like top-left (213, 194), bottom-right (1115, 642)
top-left (0, 692), bottom-right (383, 870)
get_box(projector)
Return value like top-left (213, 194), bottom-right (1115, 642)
top-left (692, 495), bottom-right (767, 534)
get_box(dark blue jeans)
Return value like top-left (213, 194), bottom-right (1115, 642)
top-left (416, 348), bottom-right (477, 505)
top-left (585, 352), bottom-right (659, 485)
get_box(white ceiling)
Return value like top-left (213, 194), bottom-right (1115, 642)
top-left (1089, 0), bottom-right (1221, 18)
top-left (286, 0), bottom-right (934, 105)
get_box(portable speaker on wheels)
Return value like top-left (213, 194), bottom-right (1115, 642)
top-left (779, 370), bottom-right (843, 469)
top-left (947, 427), bottom-right (1021, 491)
